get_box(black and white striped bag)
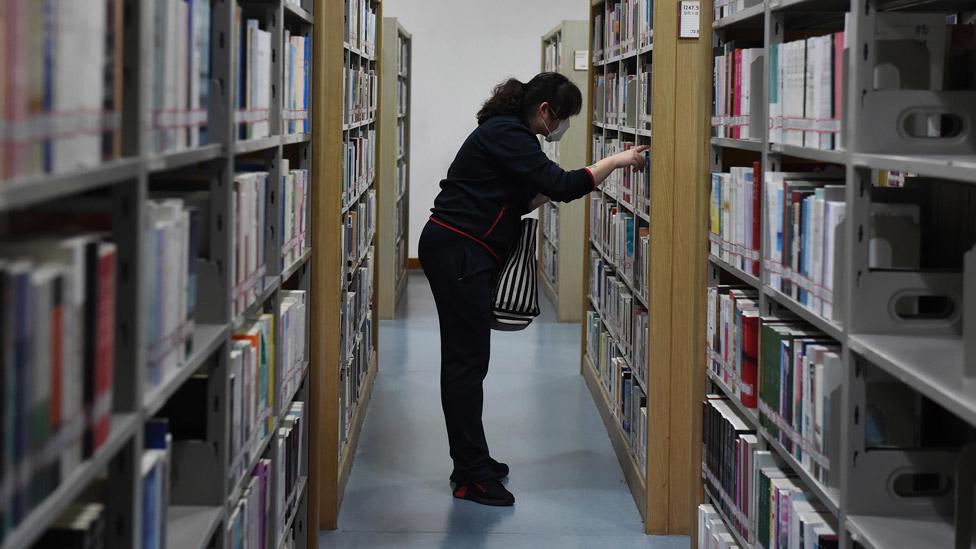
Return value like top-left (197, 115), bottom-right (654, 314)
top-left (490, 218), bottom-right (540, 331)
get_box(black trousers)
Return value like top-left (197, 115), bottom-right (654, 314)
top-left (418, 220), bottom-right (499, 482)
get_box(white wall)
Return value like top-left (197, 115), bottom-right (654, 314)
top-left (382, 0), bottom-right (589, 256)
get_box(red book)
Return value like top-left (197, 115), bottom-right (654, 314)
top-left (733, 49), bottom-right (743, 139)
top-left (740, 357), bottom-right (758, 408)
top-left (751, 161), bottom-right (762, 276)
top-left (833, 32), bottom-right (845, 150)
top-left (92, 242), bottom-right (116, 450)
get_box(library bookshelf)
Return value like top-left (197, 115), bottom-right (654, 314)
top-left (310, 0), bottom-right (380, 534)
top-left (583, 0), bottom-right (712, 535)
top-left (701, 1), bottom-right (976, 547)
top-left (538, 21), bottom-right (589, 323)
top-left (378, 18), bottom-right (411, 320)
top-left (0, 0), bottom-right (315, 548)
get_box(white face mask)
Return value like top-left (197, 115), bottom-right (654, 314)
top-left (543, 108), bottom-right (571, 142)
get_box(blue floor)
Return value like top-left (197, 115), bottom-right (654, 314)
top-left (320, 272), bottom-right (688, 549)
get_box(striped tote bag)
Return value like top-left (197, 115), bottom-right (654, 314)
top-left (490, 218), bottom-right (540, 331)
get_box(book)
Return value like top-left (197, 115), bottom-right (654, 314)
top-left (709, 164), bottom-right (762, 275)
top-left (283, 31), bottom-right (309, 135)
top-left (702, 395), bottom-right (757, 542)
top-left (234, 10), bottom-right (272, 141)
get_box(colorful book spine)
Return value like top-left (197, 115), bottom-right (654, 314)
top-left (767, 33), bottom-right (845, 150)
top-left (1, 0), bottom-right (123, 182)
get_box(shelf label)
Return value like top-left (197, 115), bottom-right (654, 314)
top-left (679, 0), bottom-right (701, 39)
top-left (575, 50), bottom-right (589, 71)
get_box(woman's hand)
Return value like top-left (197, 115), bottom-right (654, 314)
top-left (612, 145), bottom-right (650, 172)
top-left (586, 144), bottom-right (651, 187)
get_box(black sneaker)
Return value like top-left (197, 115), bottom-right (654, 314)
top-left (450, 458), bottom-right (509, 483)
top-left (452, 479), bottom-right (515, 507)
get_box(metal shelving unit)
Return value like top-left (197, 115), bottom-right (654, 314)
top-left (703, 0), bottom-right (976, 547)
top-left (0, 1), bottom-right (316, 547)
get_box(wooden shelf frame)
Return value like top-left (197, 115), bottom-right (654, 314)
top-left (309, 0), bottom-right (382, 538)
top-left (537, 21), bottom-right (589, 323)
top-left (581, 0), bottom-right (712, 536)
top-left (378, 18), bottom-right (411, 319)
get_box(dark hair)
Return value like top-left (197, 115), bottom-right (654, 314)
top-left (476, 72), bottom-right (583, 126)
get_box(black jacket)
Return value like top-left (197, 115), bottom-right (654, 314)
top-left (429, 115), bottom-right (594, 260)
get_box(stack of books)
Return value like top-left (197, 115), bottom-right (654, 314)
top-left (280, 162), bottom-right (309, 271)
top-left (152, 0), bottom-right (213, 152)
top-left (230, 315), bottom-right (275, 482)
top-left (232, 171), bottom-right (270, 318)
top-left (1, 0), bottom-right (123, 181)
top-left (234, 9), bottom-right (273, 141)
top-left (0, 236), bottom-right (117, 533)
top-left (769, 32), bottom-right (846, 150)
top-left (144, 199), bottom-right (202, 392)
top-left (283, 32), bottom-right (310, 135)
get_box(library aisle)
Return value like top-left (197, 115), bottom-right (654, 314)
top-left (320, 273), bottom-right (688, 548)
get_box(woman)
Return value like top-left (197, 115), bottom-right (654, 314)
top-left (418, 72), bottom-right (648, 506)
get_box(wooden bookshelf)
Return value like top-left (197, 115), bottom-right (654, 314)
top-left (0, 1), bottom-right (317, 548)
top-left (537, 22), bottom-right (589, 323)
top-left (701, 1), bottom-right (976, 547)
top-left (377, 18), bottom-right (411, 319)
top-left (538, 21), bottom-right (590, 322)
top-left (582, 0), bottom-right (711, 536)
top-left (309, 0), bottom-right (381, 535)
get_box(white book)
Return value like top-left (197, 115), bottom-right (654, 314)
top-left (176, 0), bottom-right (188, 149)
top-left (805, 37), bottom-right (819, 148)
top-left (820, 351), bottom-right (843, 487)
top-left (809, 194), bottom-right (825, 313)
top-left (740, 49), bottom-right (752, 140)
top-left (188, 0), bottom-right (202, 148)
top-left (821, 200), bottom-right (846, 321)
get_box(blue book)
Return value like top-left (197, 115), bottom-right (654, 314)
top-left (12, 264), bottom-right (33, 523)
top-left (141, 456), bottom-right (160, 549)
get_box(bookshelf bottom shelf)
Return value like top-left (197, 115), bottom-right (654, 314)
top-left (581, 355), bottom-right (646, 521)
top-left (337, 350), bottom-right (378, 509)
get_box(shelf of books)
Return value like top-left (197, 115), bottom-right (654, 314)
top-left (378, 18), bottom-right (411, 320)
top-left (537, 22), bottom-right (589, 323)
top-left (584, 0), bottom-right (712, 535)
top-left (700, 1), bottom-right (976, 548)
top-left (309, 0), bottom-right (379, 532)
top-left (0, 0), bottom-right (314, 548)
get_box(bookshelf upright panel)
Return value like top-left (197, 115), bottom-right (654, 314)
top-left (581, 0), bottom-right (709, 535)
top-left (701, 1), bottom-right (976, 547)
top-left (378, 18), bottom-right (411, 320)
top-left (309, 0), bottom-right (380, 531)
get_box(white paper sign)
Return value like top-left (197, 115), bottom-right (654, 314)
top-left (575, 51), bottom-right (589, 71)
top-left (679, 0), bottom-right (701, 39)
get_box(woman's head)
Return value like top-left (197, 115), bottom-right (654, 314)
top-left (477, 73), bottom-right (583, 135)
